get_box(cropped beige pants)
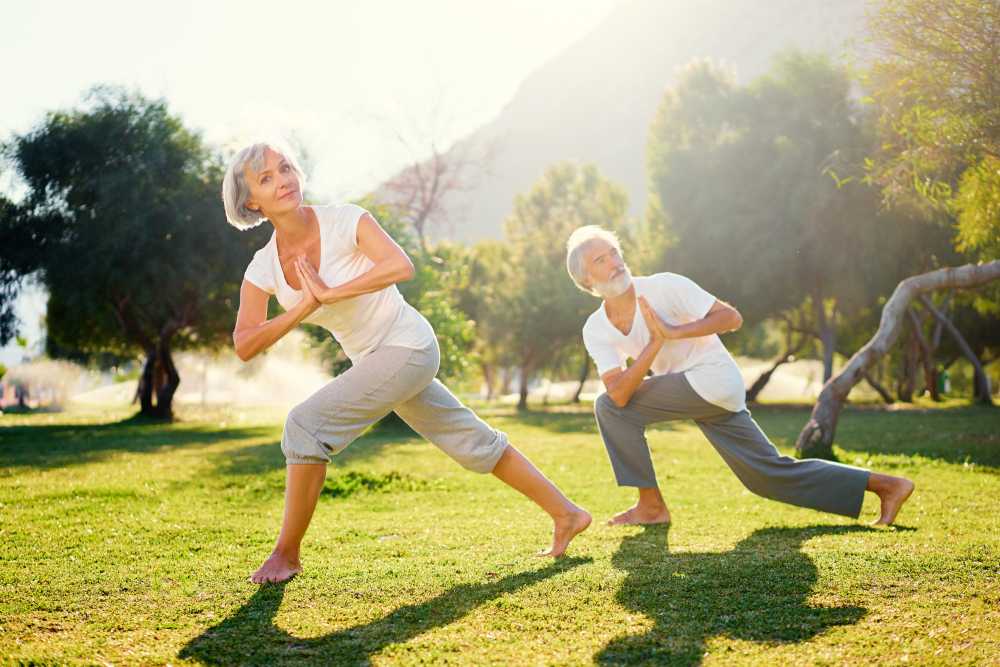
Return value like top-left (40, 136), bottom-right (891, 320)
top-left (281, 339), bottom-right (508, 473)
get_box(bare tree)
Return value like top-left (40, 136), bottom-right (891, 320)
top-left (375, 91), bottom-right (495, 251)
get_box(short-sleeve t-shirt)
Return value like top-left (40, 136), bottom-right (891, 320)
top-left (582, 273), bottom-right (746, 413)
top-left (242, 203), bottom-right (435, 362)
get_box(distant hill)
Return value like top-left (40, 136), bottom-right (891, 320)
top-left (393, 0), bottom-right (870, 243)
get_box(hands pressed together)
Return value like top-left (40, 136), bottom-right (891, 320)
top-left (638, 296), bottom-right (680, 343)
top-left (294, 256), bottom-right (339, 308)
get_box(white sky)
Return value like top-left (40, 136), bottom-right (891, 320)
top-left (3, 0), bottom-right (618, 198)
top-left (1, 0), bottom-right (619, 365)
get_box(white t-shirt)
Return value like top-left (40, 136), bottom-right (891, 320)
top-left (243, 203), bottom-right (436, 362)
top-left (582, 273), bottom-right (746, 413)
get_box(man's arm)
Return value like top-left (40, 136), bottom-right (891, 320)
top-left (652, 299), bottom-right (743, 340)
top-left (600, 296), bottom-right (667, 408)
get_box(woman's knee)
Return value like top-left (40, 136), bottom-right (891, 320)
top-left (281, 404), bottom-right (332, 464)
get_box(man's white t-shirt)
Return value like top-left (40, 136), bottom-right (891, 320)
top-left (582, 273), bottom-right (746, 413)
top-left (242, 203), bottom-right (435, 363)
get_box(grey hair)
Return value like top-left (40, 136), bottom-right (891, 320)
top-left (565, 225), bottom-right (623, 296)
top-left (221, 139), bottom-right (308, 230)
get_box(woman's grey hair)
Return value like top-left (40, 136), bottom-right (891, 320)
top-left (565, 225), bottom-right (623, 296)
top-left (221, 139), bottom-right (308, 230)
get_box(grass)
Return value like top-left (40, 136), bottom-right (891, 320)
top-left (1, 400), bottom-right (998, 665)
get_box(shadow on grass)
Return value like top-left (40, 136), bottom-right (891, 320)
top-left (0, 417), bottom-right (272, 471)
top-left (177, 556), bottom-right (590, 666)
top-left (596, 524), bottom-right (869, 665)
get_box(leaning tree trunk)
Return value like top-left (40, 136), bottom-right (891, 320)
top-left (918, 295), bottom-right (993, 405)
top-left (746, 338), bottom-right (807, 403)
top-left (796, 261), bottom-right (1000, 459)
top-left (863, 371), bottom-right (895, 404)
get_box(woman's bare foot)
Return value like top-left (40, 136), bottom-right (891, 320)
top-left (539, 508), bottom-right (592, 557)
top-left (250, 550), bottom-right (302, 584)
top-left (607, 504), bottom-right (671, 526)
top-left (871, 476), bottom-right (915, 526)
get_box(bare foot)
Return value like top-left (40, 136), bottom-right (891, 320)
top-left (539, 508), bottom-right (592, 557)
top-left (250, 551), bottom-right (302, 584)
top-left (607, 504), bottom-right (671, 526)
top-left (871, 477), bottom-right (915, 526)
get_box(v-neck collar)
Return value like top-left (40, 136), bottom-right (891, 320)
top-left (272, 206), bottom-right (322, 294)
top-left (601, 293), bottom-right (640, 338)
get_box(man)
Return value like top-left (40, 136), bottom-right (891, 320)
top-left (565, 225), bottom-right (914, 526)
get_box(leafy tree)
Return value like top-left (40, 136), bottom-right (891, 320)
top-left (1, 86), bottom-right (264, 419)
top-left (503, 163), bottom-right (630, 409)
top-left (645, 54), bottom-right (951, 383)
top-left (865, 0), bottom-right (1000, 261)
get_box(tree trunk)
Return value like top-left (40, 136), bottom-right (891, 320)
top-left (572, 350), bottom-right (590, 403)
top-left (907, 307), bottom-right (940, 401)
top-left (151, 335), bottom-right (180, 419)
top-left (814, 299), bottom-right (837, 382)
top-left (517, 362), bottom-right (531, 411)
top-left (918, 295), bottom-right (993, 405)
top-left (500, 367), bottom-right (512, 395)
top-left (135, 349), bottom-right (155, 415)
top-left (481, 362), bottom-right (495, 401)
top-left (896, 326), bottom-right (919, 402)
top-left (796, 261), bottom-right (1000, 459)
top-left (746, 338), bottom-right (806, 403)
top-left (863, 371), bottom-right (895, 404)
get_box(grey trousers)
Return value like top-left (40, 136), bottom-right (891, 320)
top-left (594, 373), bottom-right (870, 518)
top-left (282, 340), bottom-right (508, 473)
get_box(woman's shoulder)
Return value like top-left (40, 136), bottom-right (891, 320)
top-left (323, 202), bottom-right (370, 226)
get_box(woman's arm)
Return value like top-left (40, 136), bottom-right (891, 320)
top-left (297, 212), bottom-right (415, 304)
top-left (233, 263), bottom-right (320, 362)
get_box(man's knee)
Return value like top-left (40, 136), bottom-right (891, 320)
top-left (594, 392), bottom-right (619, 422)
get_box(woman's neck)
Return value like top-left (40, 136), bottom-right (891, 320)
top-left (269, 206), bottom-right (313, 248)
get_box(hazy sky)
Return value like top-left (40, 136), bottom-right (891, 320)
top-left (1, 0), bottom-right (619, 365)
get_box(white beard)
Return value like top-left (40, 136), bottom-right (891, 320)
top-left (592, 267), bottom-right (633, 299)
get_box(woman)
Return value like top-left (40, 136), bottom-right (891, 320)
top-left (223, 141), bottom-right (592, 584)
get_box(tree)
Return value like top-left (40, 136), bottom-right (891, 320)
top-left (865, 0), bottom-right (1000, 262)
top-left (1, 86), bottom-right (263, 419)
top-left (450, 239), bottom-right (518, 400)
top-left (796, 261), bottom-right (1000, 458)
top-left (645, 54), bottom-right (947, 385)
top-left (503, 163), bottom-right (630, 409)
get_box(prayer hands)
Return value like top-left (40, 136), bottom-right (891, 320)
top-left (638, 296), bottom-right (680, 342)
top-left (295, 256), bottom-right (338, 306)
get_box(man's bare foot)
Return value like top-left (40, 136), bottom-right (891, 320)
top-left (871, 477), bottom-right (915, 526)
top-left (250, 550), bottom-right (302, 584)
top-left (539, 508), bottom-right (592, 557)
top-left (607, 504), bottom-right (671, 526)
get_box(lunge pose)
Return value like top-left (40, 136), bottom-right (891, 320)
top-left (224, 142), bottom-right (590, 583)
top-left (565, 226), bottom-right (914, 527)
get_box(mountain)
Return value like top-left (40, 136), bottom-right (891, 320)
top-left (401, 0), bottom-right (870, 243)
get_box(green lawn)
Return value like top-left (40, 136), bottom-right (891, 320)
top-left (1, 401), bottom-right (998, 665)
